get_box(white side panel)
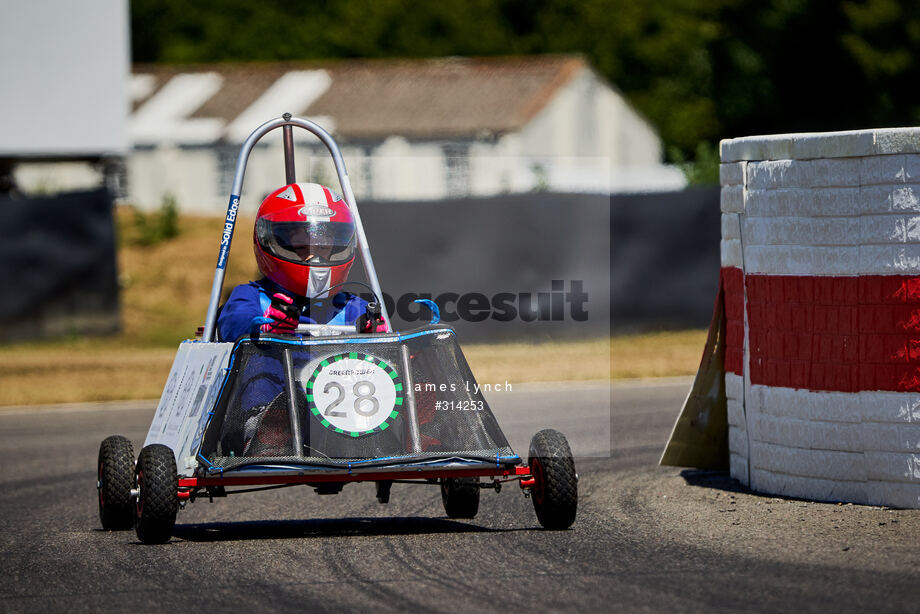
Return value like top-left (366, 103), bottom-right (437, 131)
top-left (145, 342), bottom-right (234, 475)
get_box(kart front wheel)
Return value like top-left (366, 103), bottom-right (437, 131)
top-left (134, 444), bottom-right (178, 544)
top-left (441, 477), bottom-right (480, 519)
top-left (98, 435), bottom-right (135, 530)
top-left (528, 429), bottom-right (578, 530)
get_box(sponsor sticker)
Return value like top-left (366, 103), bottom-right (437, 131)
top-left (300, 205), bottom-right (335, 218)
top-left (304, 353), bottom-right (403, 437)
top-left (217, 195), bottom-right (240, 269)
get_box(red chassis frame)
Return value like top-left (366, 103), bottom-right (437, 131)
top-left (177, 465), bottom-right (535, 500)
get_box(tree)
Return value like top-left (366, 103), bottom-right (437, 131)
top-left (130, 0), bottom-right (920, 163)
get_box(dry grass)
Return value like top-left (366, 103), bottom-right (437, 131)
top-left (464, 338), bottom-right (612, 384)
top-left (610, 330), bottom-right (708, 379)
top-left (0, 209), bottom-right (708, 406)
top-left (0, 343), bottom-right (178, 406)
top-left (117, 210), bottom-right (259, 345)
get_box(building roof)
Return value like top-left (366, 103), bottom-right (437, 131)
top-left (131, 55), bottom-right (588, 144)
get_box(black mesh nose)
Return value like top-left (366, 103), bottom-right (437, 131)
top-left (203, 327), bottom-right (516, 471)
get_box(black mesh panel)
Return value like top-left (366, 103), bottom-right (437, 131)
top-left (200, 326), bottom-right (515, 471)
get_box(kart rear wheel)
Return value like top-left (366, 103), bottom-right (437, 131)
top-left (441, 477), bottom-right (480, 519)
top-left (134, 444), bottom-right (178, 544)
top-left (97, 435), bottom-right (135, 530)
top-left (528, 429), bottom-right (578, 530)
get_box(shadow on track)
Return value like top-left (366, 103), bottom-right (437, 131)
top-left (171, 516), bottom-right (528, 542)
top-left (680, 469), bottom-right (747, 494)
top-left (681, 468), bottom-right (866, 506)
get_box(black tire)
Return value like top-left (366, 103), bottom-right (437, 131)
top-left (134, 444), bottom-right (178, 544)
top-left (441, 477), bottom-right (480, 519)
top-left (528, 429), bottom-right (578, 530)
top-left (98, 435), bottom-right (135, 530)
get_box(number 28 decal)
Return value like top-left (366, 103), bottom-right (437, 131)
top-left (304, 353), bottom-right (404, 437)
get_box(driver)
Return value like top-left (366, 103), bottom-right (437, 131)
top-left (218, 182), bottom-right (383, 341)
top-left (217, 182), bottom-right (385, 456)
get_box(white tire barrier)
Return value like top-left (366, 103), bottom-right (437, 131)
top-left (721, 127), bottom-right (920, 507)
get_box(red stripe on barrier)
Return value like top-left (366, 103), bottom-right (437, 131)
top-left (722, 267), bottom-right (745, 375)
top-left (724, 268), bottom-right (920, 392)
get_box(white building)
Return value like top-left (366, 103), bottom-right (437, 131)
top-left (21, 55), bottom-right (686, 209)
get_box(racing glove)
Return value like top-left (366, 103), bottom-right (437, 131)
top-left (260, 292), bottom-right (300, 333)
top-left (359, 317), bottom-right (388, 333)
top-left (358, 301), bottom-right (388, 333)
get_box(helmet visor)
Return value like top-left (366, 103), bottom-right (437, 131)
top-left (256, 219), bottom-right (356, 265)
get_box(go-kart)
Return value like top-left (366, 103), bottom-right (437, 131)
top-left (96, 115), bottom-right (578, 544)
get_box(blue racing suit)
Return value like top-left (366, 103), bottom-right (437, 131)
top-left (218, 278), bottom-right (368, 342)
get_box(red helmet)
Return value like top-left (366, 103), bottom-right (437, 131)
top-left (253, 182), bottom-right (356, 298)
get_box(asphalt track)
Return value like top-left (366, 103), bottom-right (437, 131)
top-left (2, 380), bottom-right (919, 613)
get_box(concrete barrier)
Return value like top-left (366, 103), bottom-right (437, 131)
top-left (721, 127), bottom-right (920, 508)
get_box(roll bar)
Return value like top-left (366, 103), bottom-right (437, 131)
top-left (201, 115), bottom-right (391, 342)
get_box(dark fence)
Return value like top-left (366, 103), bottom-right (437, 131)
top-left (352, 192), bottom-right (610, 342)
top-left (0, 188), bottom-right (119, 341)
top-left (352, 187), bottom-right (720, 342)
top-left (611, 186), bottom-right (721, 333)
